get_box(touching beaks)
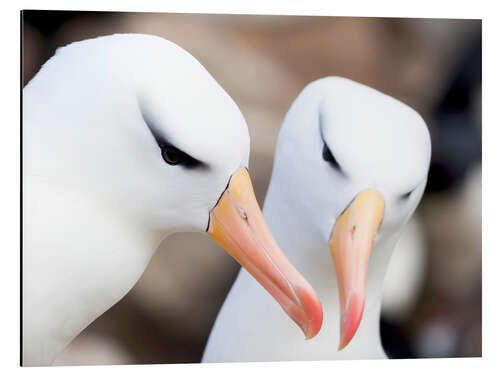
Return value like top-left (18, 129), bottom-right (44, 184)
top-left (207, 168), bottom-right (323, 339)
top-left (329, 189), bottom-right (385, 350)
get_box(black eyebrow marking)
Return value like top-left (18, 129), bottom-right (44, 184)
top-left (319, 111), bottom-right (344, 175)
top-left (400, 189), bottom-right (415, 200)
top-left (322, 143), bottom-right (341, 169)
top-left (139, 100), bottom-right (208, 170)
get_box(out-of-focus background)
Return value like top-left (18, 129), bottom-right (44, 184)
top-left (22, 11), bottom-right (482, 364)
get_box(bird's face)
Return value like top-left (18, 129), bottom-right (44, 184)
top-left (274, 77), bottom-right (431, 349)
top-left (45, 34), bottom-right (323, 339)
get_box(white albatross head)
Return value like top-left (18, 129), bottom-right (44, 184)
top-left (269, 76), bottom-right (431, 349)
top-left (23, 34), bottom-right (322, 339)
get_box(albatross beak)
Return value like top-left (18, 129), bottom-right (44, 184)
top-left (329, 189), bottom-right (385, 350)
top-left (207, 168), bottom-right (323, 339)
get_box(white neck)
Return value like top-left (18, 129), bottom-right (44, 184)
top-left (22, 176), bottom-right (165, 365)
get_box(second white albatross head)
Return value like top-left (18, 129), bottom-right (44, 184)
top-left (268, 77), bottom-right (431, 349)
top-left (23, 34), bottom-right (322, 341)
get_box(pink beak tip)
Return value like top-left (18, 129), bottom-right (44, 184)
top-left (338, 293), bottom-right (365, 351)
top-left (297, 287), bottom-right (324, 340)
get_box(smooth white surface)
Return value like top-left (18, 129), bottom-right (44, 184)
top-left (22, 34), bottom-right (250, 365)
top-left (203, 77), bottom-right (431, 361)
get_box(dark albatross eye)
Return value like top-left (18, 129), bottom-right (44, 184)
top-left (322, 143), bottom-right (341, 170)
top-left (401, 190), bottom-right (414, 200)
top-left (161, 144), bottom-right (183, 165)
top-left (140, 103), bottom-right (205, 169)
top-left (159, 142), bottom-right (203, 168)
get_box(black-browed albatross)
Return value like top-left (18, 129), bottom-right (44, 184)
top-left (203, 77), bottom-right (431, 361)
top-left (22, 34), bottom-right (322, 366)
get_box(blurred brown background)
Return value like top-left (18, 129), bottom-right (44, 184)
top-left (22, 11), bottom-right (482, 364)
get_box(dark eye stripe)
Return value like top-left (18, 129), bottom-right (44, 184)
top-left (319, 111), bottom-right (343, 173)
top-left (150, 129), bottom-right (205, 169)
top-left (140, 102), bottom-right (206, 169)
top-left (159, 141), bottom-right (204, 168)
top-left (322, 143), bottom-right (342, 171)
top-left (401, 190), bottom-right (414, 199)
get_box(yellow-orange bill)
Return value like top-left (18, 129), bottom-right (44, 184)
top-left (329, 189), bottom-right (385, 350)
top-left (207, 168), bottom-right (323, 339)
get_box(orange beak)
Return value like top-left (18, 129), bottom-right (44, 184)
top-left (329, 189), bottom-right (385, 350)
top-left (207, 168), bottom-right (323, 339)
